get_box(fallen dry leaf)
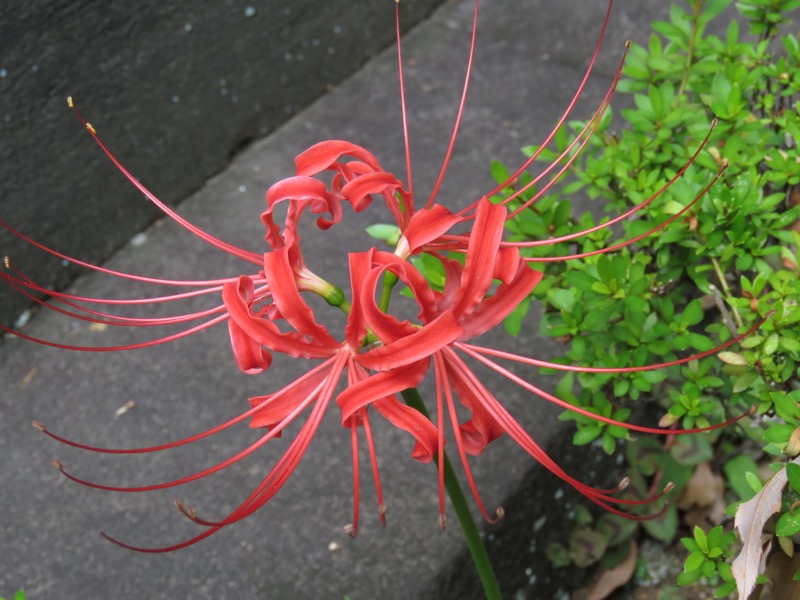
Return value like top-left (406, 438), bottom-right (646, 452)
top-left (586, 540), bottom-right (638, 600)
top-left (759, 550), bottom-right (800, 600)
top-left (733, 457), bottom-right (800, 599)
top-left (114, 400), bottom-right (136, 417)
top-left (678, 461), bottom-right (726, 529)
top-left (19, 367), bottom-right (37, 389)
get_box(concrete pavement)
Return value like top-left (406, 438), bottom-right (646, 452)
top-left (1, 1), bottom-right (674, 598)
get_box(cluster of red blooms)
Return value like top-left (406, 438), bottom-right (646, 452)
top-left (0, 1), bottom-right (757, 552)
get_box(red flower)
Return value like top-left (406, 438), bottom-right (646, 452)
top-left (1, 0), bottom-right (760, 552)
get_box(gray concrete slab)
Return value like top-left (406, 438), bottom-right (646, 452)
top-left (1, 1), bottom-right (674, 598)
top-left (0, 0), bottom-right (446, 328)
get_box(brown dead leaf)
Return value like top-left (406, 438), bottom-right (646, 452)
top-left (787, 427), bottom-right (800, 458)
top-left (114, 400), bottom-right (136, 417)
top-left (586, 540), bottom-right (638, 600)
top-left (733, 457), bottom-right (800, 599)
top-left (19, 367), bottom-right (37, 389)
top-left (678, 462), bottom-right (726, 528)
top-left (761, 551), bottom-right (800, 600)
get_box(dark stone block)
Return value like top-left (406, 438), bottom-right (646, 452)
top-left (0, 0), bottom-right (444, 328)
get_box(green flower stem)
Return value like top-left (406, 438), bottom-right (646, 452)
top-left (379, 271), bottom-right (400, 313)
top-left (400, 388), bottom-right (502, 600)
top-left (710, 256), bottom-right (743, 328)
top-left (677, 0), bottom-right (702, 99)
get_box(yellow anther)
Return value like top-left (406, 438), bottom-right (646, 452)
top-left (86, 122), bottom-right (96, 135)
top-left (67, 96), bottom-right (74, 108)
top-left (3, 256), bottom-right (9, 269)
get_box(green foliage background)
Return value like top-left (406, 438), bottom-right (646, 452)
top-left (491, 0), bottom-right (800, 594)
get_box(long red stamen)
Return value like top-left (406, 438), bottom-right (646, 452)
top-left (67, 98), bottom-right (262, 266)
top-left (349, 358), bottom-right (387, 526)
top-left (1, 219), bottom-right (244, 287)
top-left (502, 44), bottom-right (629, 217)
top-left (395, 0), bottom-right (414, 202)
top-left (1, 313), bottom-right (229, 352)
top-left (433, 351), bottom-right (447, 528)
top-left (441, 348), bottom-right (676, 516)
top-left (456, 344), bottom-right (752, 435)
top-left (53, 382), bottom-right (320, 493)
top-left (348, 413), bottom-right (361, 538)
top-left (522, 163), bottom-right (727, 262)
top-left (437, 352), bottom-right (500, 524)
top-left (361, 407), bottom-right (387, 527)
top-left (171, 352), bottom-right (348, 532)
top-left (459, 315), bottom-right (763, 374)
top-left (424, 0), bottom-right (479, 209)
top-left (34, 358), bottom-right (336, 454)
top-left (501, 118), bottom-right (717, 245)
top-left (475, 0), bottom-right (614, 209)
top-left (3, 271), bottom-right (228, 327)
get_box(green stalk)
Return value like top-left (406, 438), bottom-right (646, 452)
top-left (379, 271), bottom-right (400, 313)
top-left (677, 0), bottom-right (701, 99)
top-left (400, 388), bottom-right (502, 600)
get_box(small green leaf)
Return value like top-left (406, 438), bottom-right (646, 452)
top-left (693, 525), bottom-right (709, 553)
top-left (365, 223), bottom-right (401, 245)
top-left (718, 351), bottom-right (749, 365)
top-left (684, 550), bottom-right (705, 572)
top-left (724, 455), bottom-right (761, 501)
top-left (776, 510), bottom-right (800, 537)
top-left (745, 471), bottom-right (763, 494)
top-left (573, 424), bottom-right (602, 446)
top-left (764, 333), bottom-right (780, 355)
top-left (787, 463), bottom-right (800, 494)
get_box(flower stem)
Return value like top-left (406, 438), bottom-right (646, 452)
top-left (379, 271), bottom-right (399, 313)
top-left (400, 388), bottom-right (502, 600)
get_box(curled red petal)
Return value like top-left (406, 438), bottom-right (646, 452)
top-left (227, 318), bottom-right (272, 374)
top-left (263, 247), bottom-right (339, 348)
top-left (340, 172), bottom-right (403, 212)
top-left (373, 396), bottom-right (439, 463)
top-left (345, 251), bottom-right (372, 349)
top-left (263, 176), bottom-right (341, 242)
top-left (358, 312), bottom-right (464, 371)
top-left (358, 257), bottom-right (436, 343)
top-left (248, 370), bottom-right (328, 430)
top-left (450, 198), bottom-right (507, 318)
top-left (337, 360), bottom-right (429, 431)
top-left (222, 277), bottom-right (332, 359)
top-left (295, 140), bottom-right (383, 177)
top-left (460, 263), bottom-right (543, 339)
top-left (443, 350), bottom-right (505, 455)
top-left (402, 204), bottom-right (462, 256)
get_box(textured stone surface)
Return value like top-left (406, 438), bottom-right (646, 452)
top-left (0, 1), bottom-right (683, 599)
top-left (0, 0), bottom-right (444, 328)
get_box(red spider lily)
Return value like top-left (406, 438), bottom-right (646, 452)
top-left (1, 0), bottom-right (761, 553)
